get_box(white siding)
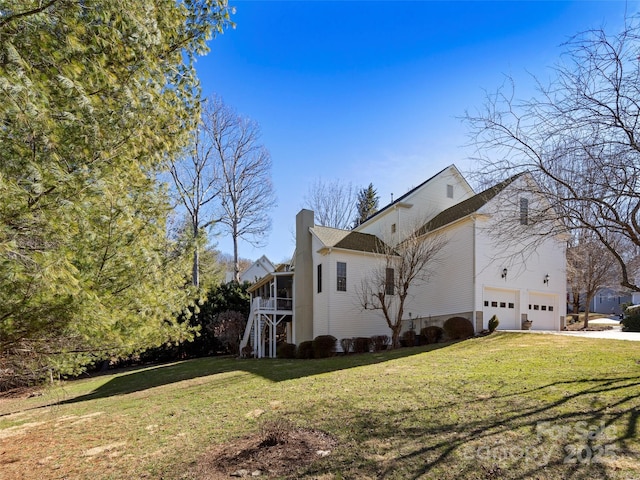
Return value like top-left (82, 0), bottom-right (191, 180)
top-left (474, 186), bottom-right (567, 331)
top-left (313, 249), bottom-right (390, 344)
top-left (357, 166), bottom-right (475, 245)
top-left (406, 219), bottom-right (475, 320)
top-left (311, 235), bottom-right (329, 336)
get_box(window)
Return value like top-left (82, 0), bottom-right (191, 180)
top-left (385, 268), bottom-right (395, 295)
top-left (337, 262), bottom-right (347, 291)
top-left (500, 302), bottom-right (506, 308)
top-left (508, 303), bottom-right (515, 309)
top-left (541, 305), bottom-right (547, 311)
top-left (391, 223), bottom-right (396, 234)
top-left (491, 301), bottom-right (498, 307)
top-left (447, 184), bottom-right (454, 199)
top-left (484, 301), bottom-right (489, 307)
top-left (549, 306), bottom-right (554, 312)
top-left (317, 264), bottom-right (322, 293)
top-left (533, 304), bottom-right (540, 310)
top-left (520, 198), bottom-right (529, 225)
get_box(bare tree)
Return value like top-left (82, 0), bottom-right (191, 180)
top-left (464, 21), bottom-right (640, 292)
top-left (567, 232), bottom-right (618, 328)
top-left (209, 96), bottom-right (276, 283)
top-left (168, 101), bottom-right (221, 288)
top-left (303, 178), bottom-right (357, 229)
top-left (217, 252), bottom-right (253, 280)
top-left (358, 224), bottom-right (448, 348)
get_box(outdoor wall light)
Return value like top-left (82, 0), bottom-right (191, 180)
top-left (544, 274), bottom-right (550, 285)
top-left (501, 268), bottom-right (508, 279)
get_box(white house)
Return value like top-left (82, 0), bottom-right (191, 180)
top-left (240, 165), bottom-right (567, 357)
top-left (225, 255), bottom-right (276, 284)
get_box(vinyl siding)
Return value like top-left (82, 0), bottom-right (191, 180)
top-left (405, 219), bottom-right (475, 320)
top-left (313, 248), bottom-right (390, 344)
top-left (474, 195), bottom-right (567, 330)
top-left (357, 166), bottom-right (475, 244)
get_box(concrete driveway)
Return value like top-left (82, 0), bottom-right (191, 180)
top-left (504, 318), bottom-right (640, 341)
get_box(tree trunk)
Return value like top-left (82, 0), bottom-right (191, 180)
top-left (193, 246), bottom-right (199, 288)
top-left (572, 289), bottom-right (580, 321)
top-left (391, 325), bottom-right (401, 349)
top-left (583, 294), bottom-right (592, 329)
top-left (192, 223), bottom-right (200, 288)
top-left (233, 224), bottom-right (240, 283)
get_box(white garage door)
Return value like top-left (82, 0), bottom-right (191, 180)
top-left (528, 293), bottom-right (557, 330)
top-left (483, 288), bottom-right (519, 330)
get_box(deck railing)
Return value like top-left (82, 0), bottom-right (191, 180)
top-left (256, 297), bottom-right (293, 311)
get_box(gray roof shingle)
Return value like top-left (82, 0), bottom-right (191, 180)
top-left (417, 173), bottom-right (524, 235)
top-left (311, 225), bottom-right (390, 253)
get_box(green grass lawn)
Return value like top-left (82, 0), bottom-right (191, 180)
top-left (1, 332), bottom-right (639, 479)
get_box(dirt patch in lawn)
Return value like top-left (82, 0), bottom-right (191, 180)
top-left (188, 421), bottom-right (337, 479)
top-left (0, 386), bottom-right (44, 399)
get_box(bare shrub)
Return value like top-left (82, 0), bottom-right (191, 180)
top-left (371, 335), bottom-right (390, 352)
top-left (340, 338), bottom-right (354, 354)
top-left (353, 337), bottom-right (371, 354)
top-left (211, 310), bottom-right (246, 355)
top-left (259, 417), bottom-right (294, 447)
top-left (421, 326), bottom-right (444, 344)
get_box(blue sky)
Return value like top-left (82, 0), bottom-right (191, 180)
top-left (198, 1), bottom-right (634, 264)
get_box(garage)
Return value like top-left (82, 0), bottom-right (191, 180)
top-left (527, 293), bottom-right (558, 330)
top-left (483, 288), bottom-right (519, 330)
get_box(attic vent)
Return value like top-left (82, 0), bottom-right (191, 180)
top-left (447, 184), bottom-right (454, 198)
top-left (391, 223), bottom-right (396, 234)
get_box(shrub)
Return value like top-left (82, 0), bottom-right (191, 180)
top-left (259, 417), bottom-right (294, 447)
top-left (241, 344), bottom-right (254, 358)
top-left (443, 316), bottom-right (474, 340)
top-left (421, 326), bottom-right (444, 344)
top-left (312, 335), bottom-right (337, 358)
top-left (213, 310), bottom-right (246, 355)
top-left (488, 315), bottom-right (500, 333)
top-left (353, 337), bottom-right (371, 354)
top-left (622, 307), bottom-right (640, 332)
top-left (371, 335), bottom-right (390, 352)
top-left (401, 330), bottom-right (416, 347)
top-left (276, 343), bottom-right (296, 359)
top-left (340, 338), bottom-right (354, 354)
top-left (296, 341), bottom-right (314, 359)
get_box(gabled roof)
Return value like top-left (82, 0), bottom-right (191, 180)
top-left (311, 225), bottom-right (389, 254)
top-left (357, 164), bottom-right (470, 227)
top-left (417, 173), bottom-right (524, 235)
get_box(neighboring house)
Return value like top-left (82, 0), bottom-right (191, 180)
top-left (589, 288), bottom-right (631, 316)
top-left (224, 255), bottom-right (276, 284)
top-left (241, 165), bottom-right (567, 357)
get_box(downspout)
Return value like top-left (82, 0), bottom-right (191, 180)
top-left (472, 216), bottom-right (477, 330)
top-left (327, 248), bottom-right (331, 335)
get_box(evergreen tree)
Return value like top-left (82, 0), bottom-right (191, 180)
top-left (0, 0), bottom-right (233, 384)
top-left (353, 183), bottom-right (379, 227)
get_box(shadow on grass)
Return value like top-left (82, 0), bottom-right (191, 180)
top-left (53, 343), bottom-right (453, 406)
top-left (296, 373), bottom-right (640, 480)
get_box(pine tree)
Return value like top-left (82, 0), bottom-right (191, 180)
top-left (353, 183), bottom-right (379, 227)
top-left (0, 0), bottom-right (233, 384)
